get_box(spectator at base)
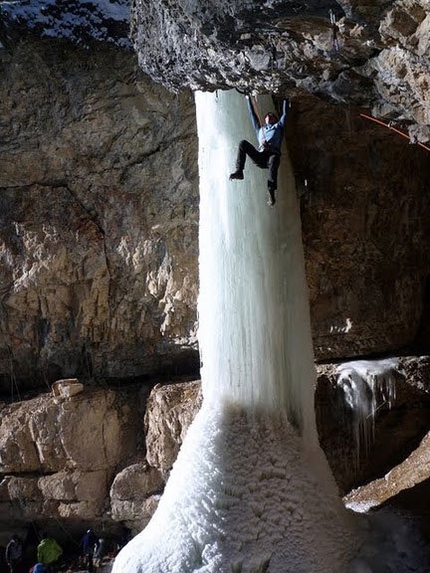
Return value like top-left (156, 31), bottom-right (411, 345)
top-left (30, 563), bottom-right (47, 573)
top-left (6, 534), bottom-right (23, 573)
top-left (93, 537), bottom-right (106, 570)
top-left (80, 529), bottom-right (99, 573)
top-left (37, 533), bottom-right (62, 573)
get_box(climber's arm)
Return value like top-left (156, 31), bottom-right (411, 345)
top-left (246, 96), bottom-right (261, 131)
top-left (277, 99), bottom-right (289, 128)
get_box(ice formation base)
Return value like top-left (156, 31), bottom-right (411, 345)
top-left (113, 403), bottom-right (359, 573)
top-left (112, 90), bottom-right (361, 573)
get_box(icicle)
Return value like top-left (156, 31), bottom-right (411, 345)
top-left (336, 358), bottom-right (399, 465)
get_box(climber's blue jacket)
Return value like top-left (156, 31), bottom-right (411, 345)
top-left (247, 98), bottom-right (288, 152)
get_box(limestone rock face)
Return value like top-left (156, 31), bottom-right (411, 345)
top-left (110, 463), bottom-right (163, 532)
top-left (2, 470), bottom-right (110, 522)
top-left (130, 0), bottom-right (430, 141)
top-left (289, 96), bottom-right (430, 360)
top-left (107, 381), bottom-right (202, 532)
top-left (144, 380), bottom-right (203, 478)
top-left (0, 406), bottom-right (41, 472)
top-left (0, 390), bottom-right (136, 474)
top-left (0, 386), bottom-right (141, 536)
top-left (0, 40), bottom-right (199, 392)
top-left (343, 431), bottom-right (430, 512)
top-left (38, 470), bottom-right (109, 503)
top-left (0, 380), bottom-right (202, 537)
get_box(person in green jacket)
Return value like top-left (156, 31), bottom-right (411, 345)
top-left (37, 533), bottom-right (63, 573)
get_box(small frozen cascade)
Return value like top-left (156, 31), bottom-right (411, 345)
top-left (336, 359), bottom-right (399, 464)
top-left (112, 90), bottom-right (361, 572)
top-left (338, 359), bottom-right (430, 571)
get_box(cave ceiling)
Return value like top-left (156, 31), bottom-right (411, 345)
top-left (1, 0), bottom-right (430, 141)
top-left (130, 0), bottom-right (430, 142)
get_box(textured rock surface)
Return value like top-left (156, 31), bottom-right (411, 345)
top-left (289, 96), bottom-right (430, 359)
top-left (0, 389), bottom-right (138, 474)
top-left (0, 379), bottom-right (202, 537)
top-left (0, 386), bottom-right (142, 537)
top-left (110, 462), bottom-right (163, 532)
top-left (131, 0), bottom-right (430, 142)
top-left (144, 380), bottom-right (203, 478)
top-left (0, 40), bottom-right (199, 392)
top-left (343, 431), bottom-right (430, 512)
top-left (1, 39), bottom-right (430, 387)
top-left (106, 380), bottom-right (202, 532)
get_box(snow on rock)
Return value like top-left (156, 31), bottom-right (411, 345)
top-left (0, 0), bottom-right (132, 49)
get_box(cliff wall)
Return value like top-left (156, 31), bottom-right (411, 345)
top-left (1, 39), bottom-right (430, 392)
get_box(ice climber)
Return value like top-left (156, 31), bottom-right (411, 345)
top-left (229, 95), bottom-right (289, 206)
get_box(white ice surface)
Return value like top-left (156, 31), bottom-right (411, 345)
top-left (113, 403), bottom-right (359, 573)
top-left (196, 90), bottom-right (319, 444)
top-left (112, 90), bottom-right (361, 573)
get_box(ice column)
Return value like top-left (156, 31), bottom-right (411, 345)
top-left (197, 90), bottom-right (318, 441)
top-left (112, 90), bottom-right (360, 573)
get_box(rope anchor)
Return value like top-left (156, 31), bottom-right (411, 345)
top-left (329, 9), bottom-right (339, 52)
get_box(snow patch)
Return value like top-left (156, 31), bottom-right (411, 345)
top-left (0, 0), bottom-right (132, 48)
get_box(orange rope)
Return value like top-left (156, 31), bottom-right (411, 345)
top-left (360, 113), bottom-right (430, 153)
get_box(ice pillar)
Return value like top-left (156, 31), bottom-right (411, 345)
top-left (112, 90), bottom-right (360, 573)
top-left (197, 90), bottom-right (317, 442)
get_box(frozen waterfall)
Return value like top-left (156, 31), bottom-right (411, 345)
top-left (197, 90), bottom-right (316, 439)
top-left (112, 90), bottom-right (360, 573)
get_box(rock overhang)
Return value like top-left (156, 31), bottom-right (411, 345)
top-left (130, 0), bottom-right (430, 141)
top-left (2, 0), bottom-right (430, 140)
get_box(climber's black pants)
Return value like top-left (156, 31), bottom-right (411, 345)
top-left (235, 140), bottom-right (281, 190)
